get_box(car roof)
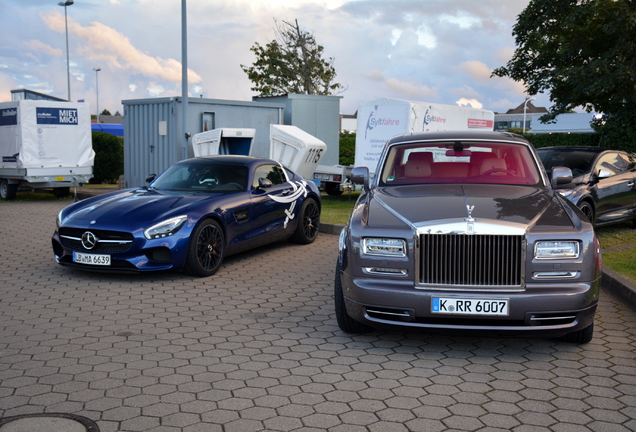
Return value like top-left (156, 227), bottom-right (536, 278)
top-left (387, 130), bottom-right (530, 145)
top-left (184, 155), bottom-right (277, 166)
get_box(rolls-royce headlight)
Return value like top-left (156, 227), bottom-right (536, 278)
top-left (144, 215), bottom-right (188, 239)
top-left (534, 241), bottom-right (579, 260)
top-left (363, 238), bottom-right (406, 256)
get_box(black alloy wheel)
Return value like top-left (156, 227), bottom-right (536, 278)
top-left (185, 219), bottom-right (225, 277)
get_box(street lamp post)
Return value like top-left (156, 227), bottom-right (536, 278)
top-left (522, 97), bottom-right (536, 134)
top-left (58, 0), bottom-right (74, 101)
top-left (93, 68), bottom-right (101, 123)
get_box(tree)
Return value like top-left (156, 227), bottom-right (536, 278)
top-left (100, 108), bottom-right (112, 116)
top-left (90, 132), bottom-right (123, 184)
top-left (492, 0), bottom-right (636, 149)
top-left (241, 19), bottom-right (343, 96)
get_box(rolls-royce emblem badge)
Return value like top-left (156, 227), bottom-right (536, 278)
top-left (81, 231), bottom-right (98, 250)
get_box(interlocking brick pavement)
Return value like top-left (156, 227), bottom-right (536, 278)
top-left (0, 200), bottom-right (635, 432)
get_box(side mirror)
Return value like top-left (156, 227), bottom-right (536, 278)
top-left (258, 178), bottom-right (273, 189)
top-left (145, 174), bottom-right (156, 184)
top-left (350, 167), bottom-right (370, 192)
top-left (551, 166), bottom-right (573, 189)
top-left (597, 169), bottom-right (611, 179)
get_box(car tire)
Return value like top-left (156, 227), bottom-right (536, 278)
top-left (184, 219), bottom-right (225, 277)
top-left (0, 180), bottom-right (17, 200)
top-left (578, 201), bottom-right (594, 224)
top-left (291, 198), bottom-right (320, 244)
top-left (559, 323), bottom-right (594, 344)
top-left (335, 260), bottom-right (372, 333)
top-left (325, 183), bottom-right (343, 196)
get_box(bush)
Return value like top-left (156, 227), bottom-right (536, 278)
top-left (521, 132), bottom-right (601, 149)
top-left (90, 132), bottom-right (124, 184)
top-left (339, 131), bottom-right (356, 166)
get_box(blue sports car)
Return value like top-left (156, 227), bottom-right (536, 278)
top-left (52, 155), bottom-right (321, 277)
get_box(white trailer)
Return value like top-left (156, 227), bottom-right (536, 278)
top-left (191, 125), bottom-right (326, 181)
top-left (192, 128), bottom-right (256, 157)
top-left (0, 100), bottom-right (94, 200)
top-left (355, 98), bottom-right (495, 173)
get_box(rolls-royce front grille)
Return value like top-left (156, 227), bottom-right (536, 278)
top-left (419, 234), bottom-right (524, 288)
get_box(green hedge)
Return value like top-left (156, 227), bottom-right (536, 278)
top-left (339, 131), bottom-right (356, 166)
top-left (521, 132), bottom-right (601, 149)
top-left (90, 132), bottom-right (124, 184)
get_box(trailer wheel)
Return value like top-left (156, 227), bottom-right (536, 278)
top-left (53, 187), bottom-right (70, 198)
top-left (325, 182), bottom-right (343, 196)
top-left (0, 180), bottom-right (17, 200)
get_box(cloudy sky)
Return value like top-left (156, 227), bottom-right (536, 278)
top-left (0, 0), bottom-right (546, 116)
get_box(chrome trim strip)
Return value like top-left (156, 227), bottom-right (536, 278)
top-left (60, 235), bottom-right (132, 244)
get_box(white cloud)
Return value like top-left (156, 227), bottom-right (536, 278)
top-left (458, 60), bottom-right (492, 83)
top-left (0, 0), bottom-right (537, 114)
top-left (23, 40), bottom-right (63, 58)
top-left (456, 98), bottom-right (483, 109)
top-left (41, 10), bottom-right (202, 84)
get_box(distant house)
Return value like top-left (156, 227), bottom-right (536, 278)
top-left (494, 100), bottom-right (548, 131)
top-left (11, 88), bottom-right (67, 102)
top-left (529, 113), bottom-right (597, 134)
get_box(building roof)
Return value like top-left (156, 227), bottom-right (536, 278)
top-left (505, 100), bottom-right (548, 115)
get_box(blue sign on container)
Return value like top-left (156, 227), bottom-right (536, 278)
top-left (36, 107), bottom-right (78, 125)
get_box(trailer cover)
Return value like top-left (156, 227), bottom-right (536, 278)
top-left (0, 100), bottom-right (94, 171)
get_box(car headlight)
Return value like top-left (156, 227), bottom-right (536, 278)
top-left (56, 210), bottom-right (63, 229)
top-left (363, 238), bottom-right (406, 256)
top-left (534, 241), bottom-right (580, 260)
top-left (144, 215), bottom-right (188, 240)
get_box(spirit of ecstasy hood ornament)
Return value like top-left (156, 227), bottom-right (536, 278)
top-left (465, 205), bottom-right (475, 222)
top-left (465, 204), bottom-right (475, 234)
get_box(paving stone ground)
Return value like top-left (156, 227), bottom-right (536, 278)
top-left (0, 200), bottom-right (635, 432)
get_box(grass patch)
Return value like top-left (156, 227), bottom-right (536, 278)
top-left (596, 222), bottom-right (636, 283)
top-left (320, 190), bottom-right (360, 225)
top-left (602, 248), bottom-right (636, 284)
top-left (595, 223), bottom-right (636, 249)
top-left (0, 191), bottom-right (68, 202)
top-left (84, 183), bottom-right (119, 189)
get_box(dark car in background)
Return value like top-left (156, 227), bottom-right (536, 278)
top-left (53, 155), bottom-right (321, 277)
top-left (336, 131), bottom-right (601, 344)
top-left (537, 146), bottom-right (636, 227)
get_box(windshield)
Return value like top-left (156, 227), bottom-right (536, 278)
top-left (379, 141), bottom-right (542, 186)
top-left (150, 159), bottom-right (248, 192)
top-left (537, 148), bottom-right (597, 177)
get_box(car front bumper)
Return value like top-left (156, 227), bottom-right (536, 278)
top-left (51, 230), bottom-right (190, 273)
top-left (340, 272), bottom-right (600, 338)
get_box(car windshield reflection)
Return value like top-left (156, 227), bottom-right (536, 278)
top-left (379, 141), bottom-right (542, 186)
top-left (151, 160), bottom-right (248, 193)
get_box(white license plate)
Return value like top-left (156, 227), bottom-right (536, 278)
top-left (73, 252), bottom-right (111, 266)
top-left (314, 173), bottom-right (330, 180)
top-left (432, 298), bottom-right (509, 316)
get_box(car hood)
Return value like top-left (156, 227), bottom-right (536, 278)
top-left (63, 189), bottom-right (218, 224)
top-left (368, 184), bottom-right (575, 230)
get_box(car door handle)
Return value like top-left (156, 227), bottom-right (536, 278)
top-left (628, 181), bottom-right (635, 188)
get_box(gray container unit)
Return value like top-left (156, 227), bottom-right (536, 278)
top-left (123, 97), bottom-right (284, 188)
top-left (253, 94), bottom-right (342, 167)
